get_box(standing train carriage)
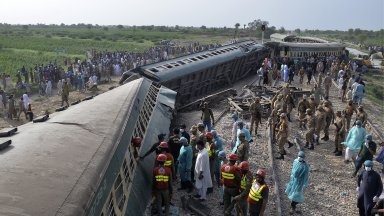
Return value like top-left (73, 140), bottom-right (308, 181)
top-left (120, 40), bottom-right (270, 105)
top-left (0, 78), bottom-right (177, 216)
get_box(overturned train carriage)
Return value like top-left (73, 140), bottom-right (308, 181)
top-left (0, 78), bottom-right (176, 216)
top-left (120, 40), bottom-right (270, 105)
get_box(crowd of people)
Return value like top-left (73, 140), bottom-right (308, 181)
top-left (128, 56), bottom-right (383, 216)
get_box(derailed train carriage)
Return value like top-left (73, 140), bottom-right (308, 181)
top-left (0, 78), bottom-right (176, 216)
top-left (120, 40), bottom-right (270, 104)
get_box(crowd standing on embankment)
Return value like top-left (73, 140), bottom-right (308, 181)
top-left (133, 55), bottom-right (384, 215)
top-left (0, 41), bottom-right (221, 123)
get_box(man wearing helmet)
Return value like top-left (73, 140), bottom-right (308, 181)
top-left (153, 154), bottom-right (173, 216)
top-left (221, 153), bottom-right (242, 215)
top-left (233, 161), bottom-right (253, 216)
top-left (158, 142), bottom-right (176, 181)
top-left (248, 169), bottom-right (269, 216)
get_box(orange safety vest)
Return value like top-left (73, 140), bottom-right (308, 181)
top-left (248, 181), bottom-right (266, 204)
top-left (221, 164), bottom-right (238, 188)
top-left (153, 166), bottom-right (171, 190)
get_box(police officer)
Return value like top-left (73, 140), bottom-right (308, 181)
top-left (221, 154), bottom-right (242, 216)
top-left (357, 160), bottom-right (383, 216)
top-left (248, 169), bottom-right (269, 216)
top-left (153, 154), bottom-right (173, 216)
top-left (250, 97), bottom-right (262, 136)
top-left (233, 161), bottom-right (253, 216)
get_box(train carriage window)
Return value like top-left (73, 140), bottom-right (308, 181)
top-left (197, 56), bottom-right (204, 60)
top-left (106, 195), bottom-right (117, 216)
top-left (183, 59), bottom-right (192, 63)
top-left (149, 68), bottom-right (158, 73)
top-left (177, 61), bottom-right (186, 65)
top-left (202, 55), bottom-right (208, 58)
top-left (114, 174), bottom-right (125, 211)
top-left (211, 52), bottom-right (218, 55)
top-left (164, 64), bottom-right (173, 69)
top-left (190, 58), bottom-right (198, 61)
top-left (170, 63), bottom-right (180, 67)
top-left (206, 53), bottom-right (213, 57)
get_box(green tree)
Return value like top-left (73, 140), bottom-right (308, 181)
top-left (235, 23), bottom-right (240, 38)
top-left (117, 25), bottom-right (124, 29)
top-left (294, 28), bottom-right (301, 34)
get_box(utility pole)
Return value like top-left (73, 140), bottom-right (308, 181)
top-left (261, 24), bottom-right (266, 44)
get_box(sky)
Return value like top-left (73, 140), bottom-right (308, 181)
top-left (0, 0), bottom-right (383, 30)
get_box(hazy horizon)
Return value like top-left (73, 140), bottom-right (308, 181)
top-left (0, 0), bottom-right (383, 31)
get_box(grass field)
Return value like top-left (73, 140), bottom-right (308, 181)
top-left (364, 69), bottom-right (384, 105)
top-left (0, 25), bottom-right (232, 76)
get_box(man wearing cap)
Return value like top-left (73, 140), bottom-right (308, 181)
top-left (323, 72), bottom-right (332, 98)
top-left (321, 101), bottom-right (335, 141)
top-left (357, 160), bottom-right (383, 216)
top-left (355, 106), bottom-right (368, 128)
top-left (300, 109), bottom-right (316, 150)
top-left (308, 95), bottom-right (317, 113)
top-left (344, 100), bottom-right (357, 130)
top-left (153, 154), bottom-right (173, 216)
top-left (236, 132), bottom-right (250, 164)
top-left (233, 161), bottom-right (253, 215)
top-left (248, 169), bottom-right (269, 216)
top-left (333, 111), bottom-right (346, 156)
top-left (353, 135), bottom-right (377, 177)
top-left (177, 137), bottom-right (193, 192)
top-left (314, 106), bottom-right (326, 145)
top-left (297, 95), bottom-right (310, 129)
top-left (285, 151), bottom-right (310, 215)
top-left (200, 102), bottom-right (214, 132)
top-left (221, 154), bottom-right (242, 215)
top-left (250, 97), bottom-right (263, 136)
top-left (343, 120), bottom-right (367, 163)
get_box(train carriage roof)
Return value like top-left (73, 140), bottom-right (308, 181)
top-left (267, 41), bottom-right (345, 49)
top-left (136, 41), bottom-right (268, 82)
top-left (0, 78), bottom-right (176, 216)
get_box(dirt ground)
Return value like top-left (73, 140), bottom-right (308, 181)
top-left (0, 77), bottom-right (120, 129)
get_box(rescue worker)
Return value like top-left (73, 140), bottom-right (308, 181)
top-left (248, 169), bottom-right (269, 216)
top-left (200, 101), bottom-right (215, 132)
top-left (250, 97), bottom-right (262, 136)
top-left (153, 154), bottom-right (173, 216)
top-left (285, 151), bottom-right (310, 215)
top-left (236, 132), bottom-right (250, 164)
top-left (177, 137), bottom-right (193, 192)
top-left (297, 95), bottom-right (310, 129)
top-left (323, 72), bottom-right (332, 98)
top-left (284, 91), bottom-right (295, 122)
top-left (308, 95), bottom-right (317, 113)
top-left (276, 113), bottom-right (289, 160)
top-left (353, 135), bottom-right (377, 177)
top-left (357, 160), bottom-right (383, 216)
top-left (355, 106), bottom-right (368, 128)
top-left (130, 137), bottom-right (142, 159)
top-left (140, 133), bottom-right (166, 160)
top-left (158, 142), bottom-right (176, 181)
top-left (314, 106), bottom-right (326, 145)
top-left (344, 100), bottom-right (357, 130)
top-left (301, 109), bottom-right (316, 150)
top-left (322, 101), bottom-right (335, 141)
top-left (218, 151), bottom-right (228, 205)
top-left (233, 161), bottom-right (253, 216)
top-left (333, 111), bottom-right (345, 156)
top-left (206, 132), bottom-right (216, 193)
top-left (342, 120), bottom-right (367, 164)
top-left (221, 154), bottom-right (242, 216)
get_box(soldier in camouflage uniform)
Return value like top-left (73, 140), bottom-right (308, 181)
top-left (355, 106), bottom-right (368, 128)
top-left (276, 113), bottom-right (289, 160)
top-left (321, 101), bottom-right (335, 141)
top-left (333, 111), bottom-right (345, 156)
top-left (273, 94), bottom-right (284, 111)
top-left (250, 97), bottom-right (262, 136)
top-left (297, 95), bottom-right (310, 129)
top-left (308, 95), bottom-right (317, 113)
top-left (283, 91), bottom-right (295, 122)
top-left (323, 72), bottom-right (332, 98)
top-left (236, 132), bottom-right (249, 164)
top-left (301, 109), bottom-right (316, 150)
top-left (343, 100), bottom-right (357, 130)
top-left (314, 106), bottom-right (326, 145)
